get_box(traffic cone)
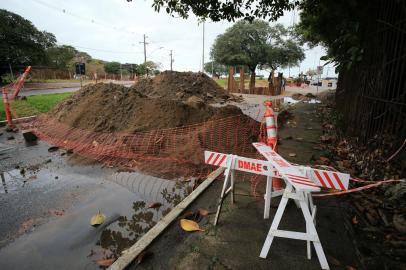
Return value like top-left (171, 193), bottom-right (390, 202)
top-left (264, 101), bottom-right (283, 190)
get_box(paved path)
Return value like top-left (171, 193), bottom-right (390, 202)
top-left (0, 81), bottom-right (134, 97)
top-left (129, 101), bottom-right (359, 270)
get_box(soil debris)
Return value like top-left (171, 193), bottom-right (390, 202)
top-left (50, 73), bottom-right (243, 133)
top-left (131, 71), bottom-right (232, 102)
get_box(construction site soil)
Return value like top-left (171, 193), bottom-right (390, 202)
top-left (50, 72), bottom-right (241, 133)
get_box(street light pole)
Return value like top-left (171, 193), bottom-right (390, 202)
top-left (202, 22), bottom-right (205, 72)
top-left (170, 50), bottom-right (173, 71)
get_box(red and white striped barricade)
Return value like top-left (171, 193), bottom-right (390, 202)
top-left (205, 144), bottom-right (350, 270)
top-left (204, 151), bottom-right (274, 225)
top-left (253, 142), bottom-right (350, 270)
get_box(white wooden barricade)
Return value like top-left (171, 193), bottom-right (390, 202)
top-left (205, 144), bottom-right (350, 270)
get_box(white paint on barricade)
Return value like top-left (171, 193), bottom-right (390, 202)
top-left (253, 142), bottom-right (320, 192)
top-left (254, 142), bottom-right (350, 191)
top-left (302, 167), bottom-right (349, 191)
top-left (205, 151), bottom-right (273, 176)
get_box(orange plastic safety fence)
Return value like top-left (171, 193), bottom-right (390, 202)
top-left (23, 114), bottom-right (261, 180)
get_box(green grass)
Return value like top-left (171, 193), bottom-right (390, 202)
top-left (0, 92), bottom-right (73, 121)
top-left (215, 79), bottom-right (227, 88)
top-left (0, 101), bottom-right (5, 120)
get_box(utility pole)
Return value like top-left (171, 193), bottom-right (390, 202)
top-left (140, 34), bottom-right (148, 76)
top-left (202, 22), bottom-right (205, 72)
top-left (169, 50), bottom-right (173, 71)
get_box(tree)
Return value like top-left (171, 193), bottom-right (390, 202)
top-left (127, 0), bottom-right (295, 22)
top-left (0, 9), bottom-right (56, 81)
top-left (305, 69), bottom-right (317, 80)
top-left (211, 20), bottom-right (271, 92)
top-left (46, 45), bottom-right (77, 70)
top-left (104, 61), bottom-right (121, 74)
top-left (261, 25), bottom-right (304, 86)
top-left (203, 61), bottom-right (227, 76)
top-left (295, 1), bottom-right (365, 71)
top-left (136, 61), bottom-right (161, 76)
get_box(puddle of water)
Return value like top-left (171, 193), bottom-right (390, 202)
top-left (92, 172), bottom-right (193, 260)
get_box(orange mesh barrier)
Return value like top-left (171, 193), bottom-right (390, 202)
top-left (23, 114), bottom-right (262, 181)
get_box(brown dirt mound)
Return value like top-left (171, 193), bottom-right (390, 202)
top-left (50, 82), bottom-right (243, 133)
top-left (131, 71), bottom-right (233, 102)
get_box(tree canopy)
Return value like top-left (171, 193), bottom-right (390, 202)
top-left (127, 0), bottom-right (296, 22)
top-left (211, 20), bottom-right (271, 72)
top-left (204, 61), bottom-right (227, 76)
top-left (46, 45), bottom-right (77, 70)
top-left (295, 0), bottom-right (365, 71)
top-left (0, 9), bottom-right (56, 79)
top-left (211, 20), bottom-right (304, 90)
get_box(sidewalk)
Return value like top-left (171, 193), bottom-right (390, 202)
top-left (129, 102), bottom-right (360, 270)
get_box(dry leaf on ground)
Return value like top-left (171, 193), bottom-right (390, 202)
top-left (180, 219), bottom-right (204, 232)
top-left (95, 258), bottom-right (114, 266)
top-left (198, 208), bottom-right (209, 216)
top-left (147, 202), bottom-right (163, 209)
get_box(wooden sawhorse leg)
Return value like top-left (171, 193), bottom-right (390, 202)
top-left (214, 155), bottom-right (236, 226)
top-left (259, 184), bottom-right (329, 270)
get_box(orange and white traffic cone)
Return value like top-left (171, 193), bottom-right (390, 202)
top-left (264, 101), bottom-right (283, 190)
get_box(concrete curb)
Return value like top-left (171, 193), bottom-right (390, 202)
top-left (108, 167), bottom-right (225, 270)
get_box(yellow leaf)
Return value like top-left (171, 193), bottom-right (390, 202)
top-left (180, 219), bottom-right (204, 232)
top-left (90, 210), bottom-right (105, 226)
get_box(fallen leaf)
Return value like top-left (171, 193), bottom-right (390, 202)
top-left (147, 202), bottom-right (162, 209)
top-left (180, 219), bottom-right (204, 232)
top-left (95, 258), bottom-right (114, 266)
top-left (198, 208), bottom-right (209, 217)
top-left (288, 153), bottom-right (297, 157)
top-left (90, 211), bottom-right (105, 226)
top-left (136, 250), bottom-right (153, 265)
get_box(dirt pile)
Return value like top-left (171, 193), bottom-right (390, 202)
top-left (50, 82), bottom-right (243, 133)
top-left (131, 71), bottom-right (234, 102)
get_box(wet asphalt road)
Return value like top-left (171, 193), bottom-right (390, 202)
top-left (0, 127), bottom-right (191, 270)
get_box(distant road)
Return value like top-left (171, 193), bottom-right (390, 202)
top-left (20, 87), bottom-right (80, 96)
top-left (0, 81), bottom-right (134, 96)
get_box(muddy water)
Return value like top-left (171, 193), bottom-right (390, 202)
top-left (0, 129), bottom-right (193, 270)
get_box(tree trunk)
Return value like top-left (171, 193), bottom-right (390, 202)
top-left (239, 66), bottom-right (245, 93)
top-left (249, 70), bottom-right (255, 94)
top-left (268, 69), bottom-right (275, 95)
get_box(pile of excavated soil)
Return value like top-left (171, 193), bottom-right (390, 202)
top-left (131, 71), bottom-right (234, 102)
top-left (50, 82), bottom-right (243, 133)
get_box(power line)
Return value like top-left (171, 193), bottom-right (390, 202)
top-left (68, 44), bottom-right (144, 54)
top-left (29, 0), bottom-right (141, 37)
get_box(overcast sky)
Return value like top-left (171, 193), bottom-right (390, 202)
top-left (1, 0), bottom-right (336, 78)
